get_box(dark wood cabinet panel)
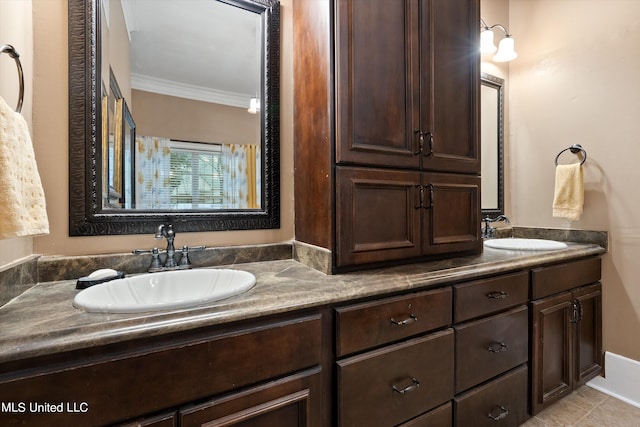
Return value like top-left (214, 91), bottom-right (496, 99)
top-left (335, 287), bottom-right (452, 357)
top-left (398, 402), bottom-right (452, 427)
top-left (336, 167), bottom-right (480, 267)
top-left (530, 280), bottom-right (603, 415)
top-left (454, 305), bottom-right (528, 393)
top-left (422, 173), bottom-right (481, 255)
top-left (337, 329), bottom-right (454, 427)
top-left (336, 167), bottom-right (423, 266)
top-left (454, 365), bottom-right (528, 427)
top-left (574, 284), bottom-right (603, 386)
top-left (453, 271), bottom-right (529, 322)
top-left (420, 0), bottom-right (479, 174)
top-left (335, 0), bottom-right (420, 169)
top-left (531, 257), bottom-right (601, 299)
top-left (179, 368), bottom-right (322, 427)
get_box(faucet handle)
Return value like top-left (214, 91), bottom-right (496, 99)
top-left (133, 247), bottom-right (164, 272)
top-left (178, 245), bottom-right (205, 269)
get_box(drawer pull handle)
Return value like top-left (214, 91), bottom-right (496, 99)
top-left (487, 405), bottom-right (509, 421)
top-left (390, 314), bottom-right (418, 326)
top-left (487, 291), bottom-right (508, 300)
top-left (392, 377), bottom-right (420, 394)
top-left (487, 342), bottom-right (509, 353)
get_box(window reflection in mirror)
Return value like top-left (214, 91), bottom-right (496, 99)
top-left (480, 73), bottom-right (505, 217)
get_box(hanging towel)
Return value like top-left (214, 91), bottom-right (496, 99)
top-left (0, 95), bottom-right (49, 238)
top-left (552, 163), bottom-right (584, 221)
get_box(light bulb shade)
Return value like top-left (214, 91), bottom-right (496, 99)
top-left (248, 97), bottom-right (260, 114)
top-left (493, 36), bottom-right (518, 62)
top-left (480, 29), bottom-right (497, 54)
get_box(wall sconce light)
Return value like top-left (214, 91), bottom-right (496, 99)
top-left (480, 19), bottom-right (518, 62)
top-left (248, 97), bottom-right (260, 114)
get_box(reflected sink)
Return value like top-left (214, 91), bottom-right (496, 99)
top-left (73, 269), bottom-right (256, 313)
top-left (484, 238), bottom-right (568, 251)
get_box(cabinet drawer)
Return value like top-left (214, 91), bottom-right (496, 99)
top-left (455, 306), bottom-right (528, 392)
top-left (335, 287), bottom-right (452, 357)
top-left (179, 368), bottom-right (321, 427)
top-left (337, 329), bottom-right (454, 427)
top-left (454, 271), bottom-right (528, 322)
top-left (398, 402), bottom-right (451, 427)
top-left (531, 257), bottom-right (601, 299)
top-left (454, 365), bottom-right (528, 427)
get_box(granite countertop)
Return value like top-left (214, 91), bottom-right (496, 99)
top-left (0, 243), bottom-right (605, 365)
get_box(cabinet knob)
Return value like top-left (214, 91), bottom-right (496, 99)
top-left (392, 377), bottom-right (420, 395)
top-left (487, 405), bottom-right (509, 421)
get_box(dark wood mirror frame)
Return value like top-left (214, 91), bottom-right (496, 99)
top-left (480, 72), bottom-right (505, 218)
top-left (68, 0), bottom-right (280, 236)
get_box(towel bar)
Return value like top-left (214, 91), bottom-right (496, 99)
top-left (0, 44), bottom-right (24, 113)
top-left (555, 144), bottom-right (587, 166)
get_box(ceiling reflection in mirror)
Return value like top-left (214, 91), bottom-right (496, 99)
top-left (103, 0), bottom-right (261, 211)
top-left (68, 0), bottom-right (280, 235)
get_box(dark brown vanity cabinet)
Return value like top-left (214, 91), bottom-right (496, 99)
top-left (293, 0), bottom-right (481, 270)
top-left (335, 287), bottom-right (454, 427)
top-left (334, 0), bottom-right (480, 173)
top-left (336, 167), bottom-right (480, 266)
top-left (452, 272), bottom-right (530, 427)
top-left (530, 258), bottom-right (603, 415)
top-left (0, 314), bottom-right (324, 427)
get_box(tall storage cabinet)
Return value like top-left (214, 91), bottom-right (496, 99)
top-left (294, 0), bottom-right (481, 270)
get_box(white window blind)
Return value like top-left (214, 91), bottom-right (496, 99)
top-left (169, 140), bottom-right (223, 209)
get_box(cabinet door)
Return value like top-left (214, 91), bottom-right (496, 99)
top-left (117, 412), bottom-right (176, 427)
top-left (419, 0), bottom-right (480, 174)
top-left (336, 167), bottom-right (422, 266)
top-left (335, 0), bottom-right (420, 169)
top-left (574, 283), bottom-right (603, 386)
top-left (180, 368), bottom-right (322, 427)
top-left (530, 292), bottom-right (574, 415)
top-left (421, 172), bottom-right (481, 255)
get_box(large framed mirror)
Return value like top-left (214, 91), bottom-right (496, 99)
top-left (69, 0), bottom-right (280, 235)
top-left (480, 73), bottom-right (505, 217)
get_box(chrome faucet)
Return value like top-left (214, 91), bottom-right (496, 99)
top-left (482, 215), bottom-right (510, 239)
top-left (155, 224), bottom-right (177, 269)
top-left (133, 224), bottom-right (205, 272)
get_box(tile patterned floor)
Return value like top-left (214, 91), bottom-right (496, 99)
top-left (521, 386), bottom-right (640, 426)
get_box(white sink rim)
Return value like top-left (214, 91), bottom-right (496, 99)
top-left (73, 268), bottom-right (256, 314)
top-left (484, 238), bottom-right (568, 251)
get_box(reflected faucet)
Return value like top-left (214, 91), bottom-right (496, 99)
top-left (482, 215), bottom-right (510, 239)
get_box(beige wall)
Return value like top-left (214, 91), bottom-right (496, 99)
top-left (132, 90), bottom-right (259, 145)
top-left (0, 0), bottom-right (34, 266)
top-left (508, 0), bottom-right (640, 361)
top-left (27, 0), bottom-right (294, 257)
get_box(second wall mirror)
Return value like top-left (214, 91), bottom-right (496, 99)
top-left (481, 73), bottom-right (505, 217)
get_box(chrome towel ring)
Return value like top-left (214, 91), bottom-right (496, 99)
top-left (0, 44), bottom-right (24, 113)
top-left (555, 144), bottom-right (587, 166)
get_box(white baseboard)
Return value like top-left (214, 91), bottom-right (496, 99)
top-left (588, 351), bottom-right (640, 408)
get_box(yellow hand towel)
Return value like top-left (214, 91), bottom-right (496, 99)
top-left (552, 163), bottom-right (584, 221)
top-left (0, 95), bottom-right (49, 238)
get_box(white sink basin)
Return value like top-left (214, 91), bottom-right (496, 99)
top-left (484, 238), bottom-right (568, 251)
top-left (73, 269), bottom-right (256, 313)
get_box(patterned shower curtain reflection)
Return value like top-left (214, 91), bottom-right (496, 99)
top-left (135, 135), bottom-right (171, 209)
top-left (221, 144), bottom-right (261, 209)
